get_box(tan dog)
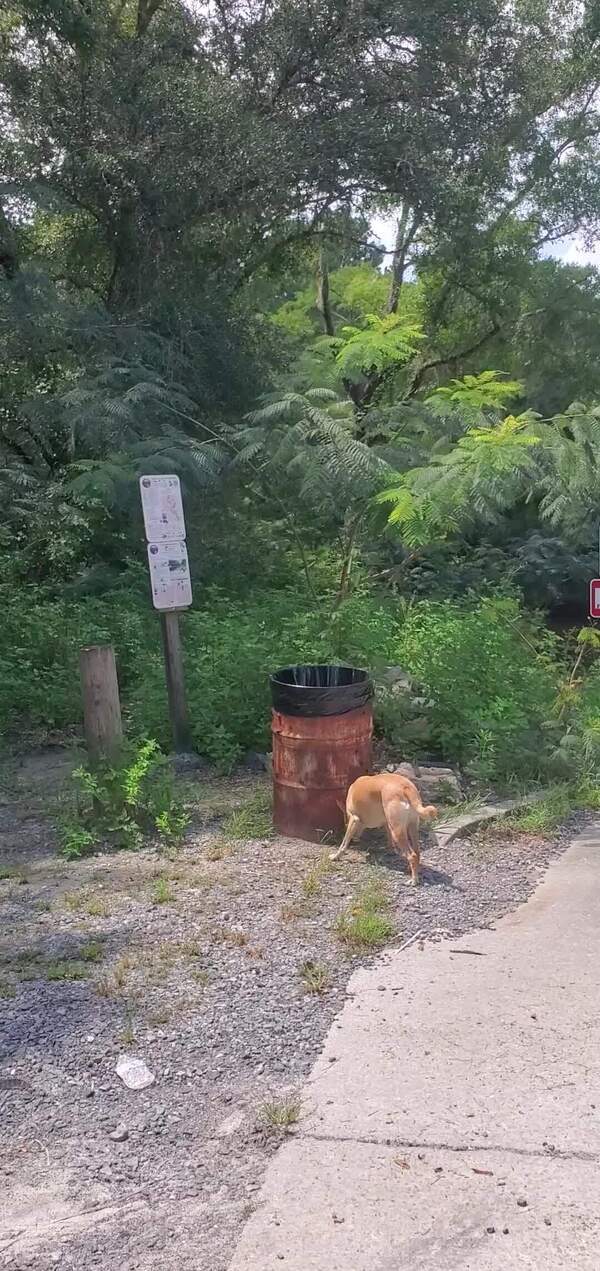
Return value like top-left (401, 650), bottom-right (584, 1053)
top-left (330, 773), bottom-right (437, 885)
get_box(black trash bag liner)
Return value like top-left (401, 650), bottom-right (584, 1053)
top-left (270, 664), bottom-right (373, 718)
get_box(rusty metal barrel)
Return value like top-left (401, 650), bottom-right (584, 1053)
top-left (270, 664), bottom-right (373, 842)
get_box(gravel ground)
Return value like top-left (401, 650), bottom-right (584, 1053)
top-left (0, 749), bottom-right (587, 1271)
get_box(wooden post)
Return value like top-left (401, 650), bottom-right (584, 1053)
top-left (79, 645), bottom-right (123, 765)
top-left (160, 611), bottom-right (192, 753)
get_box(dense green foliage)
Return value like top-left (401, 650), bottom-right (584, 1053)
top-left (3, 1), bottom-right (600, 800)
top-left (1, 575), bottom-right (596, 797)
top-left (60, 739), bottom-right (189, 857)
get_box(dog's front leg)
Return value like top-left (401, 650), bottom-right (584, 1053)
top-left (330, 813), bottom-right (361, 861)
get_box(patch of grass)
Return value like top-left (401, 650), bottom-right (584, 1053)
top-left (191, 969), bottom-right (210, 987)
top-left (63, 890), bottom-right (85, 912)
top-left (356, 879), bottom-right (389, 912)
top-left (155, 941), bottom-right (180, 967)
top-left (259, 1095), bottom-right (302, 1134)
top-left (95, 971), bottom-right (122, 997)
top-left (120, 1008), bottom-right (136, 1045)
top-left (335, 880), bottom-right (395, 949)
top-left (120, 940), bottom-right (207, 989)
top-left (441, 793), bottom-right (486, 820)
top-left (508, 785), bottom-right (572, 834)
top-left (45, 959), bottom-right (93, 981)
top-left (62, 889), bottom-right (112, 917)
top-left (95, 953), bottom-right (135, 997)
top-left (151, 875), bottom-right (175, 905)
top-left (144, 1006), bottom-right (172, 1026)
top-left (213, 925), bottom-right (263, 958)
top-left (165, 861), bottom-right (215, 893)
top-left (0, 865), bottom-right (28, 885)
top-left (156, 939), bottom-right (201, 965)
top-left (223, 788), bottom-right (272, 840)
top-left (335, 910), bottom-right (395, 948)
top-left (575, 778), bottom-right (600, 811)
top-left (177, 939), bottom-right (202, 959)
top-left (0, 979), bottom-right (16, 999)
top-left (298, 960), bottom-right (330, 995)
top-left (301, 853), bottom-right (332, 899)
top-left (280, 901), bottom-right (312, 922)
top-left (85, 894), bottom-right (111, 918)
top-left (219, 925), bottom-right (248, 947)
top-left (8, 952), bottom-right (42, 980)
top-left (3, 941), bottom-right (103, 982)
top-left (205, 837), bottom-right (233, 862)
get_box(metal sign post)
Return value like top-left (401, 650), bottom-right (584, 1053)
top-left (590, 579), bottom-right (600, 620)
top-left (140, 475), bottom-right (192, 752)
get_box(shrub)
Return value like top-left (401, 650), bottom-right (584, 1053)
top-left (0, 576), bottom-right (573, 790)
top-left (0, 575), bottom-right (398, 763)
top-left (59, 739), bottom-right (189, 857)
top-left (395, 595), bottom-right (560, 782)
top-left (128, 587), bottom-right (399, 768)
top-left (0, 581), bottom-right (154, 740)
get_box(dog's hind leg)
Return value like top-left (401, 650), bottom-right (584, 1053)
top-left (384, 795), bottom-right (421, 885)
top-left (330, 813), bottom-right (361, 861)
top-left (406, 816), bottom-right (421, 886)
top-left (388, 826), bottom-right (419, 884)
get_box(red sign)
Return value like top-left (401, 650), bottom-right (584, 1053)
top-left (590, 579), bottom-right (600, 618)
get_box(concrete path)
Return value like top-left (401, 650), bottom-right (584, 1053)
top-left (229, 825), bottom-right (600, 1270)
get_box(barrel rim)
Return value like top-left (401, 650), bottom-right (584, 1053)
top-left (270, 663), bottom-right (373, 718)
top-left (270, 663), bottom-right (370, 689)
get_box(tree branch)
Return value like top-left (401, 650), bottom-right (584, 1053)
top-left (405, 319), bottom-right (500, 398)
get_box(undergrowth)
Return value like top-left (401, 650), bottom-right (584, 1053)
top-left (509, 780), bottom-right (600, 834)
top-left (58, 739), bottom-right (189, 858)
top-left (3, 580), bottom-right (600, 797)
top-left (223, 787), bottom-right (272, 839)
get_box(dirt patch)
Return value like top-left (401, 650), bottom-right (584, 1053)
top-left (0, 750), bottom-right (586, 1271)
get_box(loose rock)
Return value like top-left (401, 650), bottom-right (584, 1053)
top-left (109, 1124), bottom-right (129, 1142)
top-left (115, 1056), bottom-right (155, 1091)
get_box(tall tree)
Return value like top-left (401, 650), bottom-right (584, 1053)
top-left (3, 0), bottom-right (599, 310)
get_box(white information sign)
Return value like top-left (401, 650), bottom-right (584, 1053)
top-left (147, 540), bottom-right (192, 611)
top-left (139, 474), bottom-right (186, 542)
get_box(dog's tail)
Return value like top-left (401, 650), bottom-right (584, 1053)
top-left (402, 782), bottom-right (438, 820)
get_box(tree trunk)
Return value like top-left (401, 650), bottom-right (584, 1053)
top-left (0, 201), bottom-right (19, 281)
top-left (334, 512), bottom-right (362, 609)
top-left (386, 204), bottom-right (420, 315)
top-left (137, 0), bottom-right (164, 37)
top-left (316, 245), bottom-right (335, 336)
